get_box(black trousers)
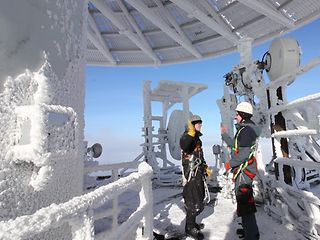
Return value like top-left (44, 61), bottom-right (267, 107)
top-left (185, 211), bottom-right (197, 229)
top-left (242, 214), bottom-right (259, 240)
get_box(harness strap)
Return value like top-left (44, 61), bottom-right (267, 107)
top-left (243, 168), bottom-right (256, 179)
top-left (248, 144), bottom-right (256, 159)
top-left (232, 126), bottom-right (257, 181)
top-left (186, 157), bottom-right (202, 182)
top-left (203, 180), bottom-right (211, 203)
top-left (233, 156), bottom-right (257, 181)
top-left (232, 127), bottom-right (245, 152)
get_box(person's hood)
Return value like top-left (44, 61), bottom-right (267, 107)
top-left (235, 119), bottom-right (261, 137)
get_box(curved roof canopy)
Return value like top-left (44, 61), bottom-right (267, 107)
top-left (87, 0), bottom-right (320, 66)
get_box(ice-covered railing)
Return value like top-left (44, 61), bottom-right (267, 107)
top-left (275, 157), bottom-right (320, 190)
top-left (84, 159), bottom-right (141, 189)
top-left (264, 158), bottom-right (320, 239)
top-left (0, 162), bottom-right (153, 240)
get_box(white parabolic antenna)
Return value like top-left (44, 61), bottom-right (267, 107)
top-left (167, 109), bottom-right (190, 160)
top-left (266, 38), bottom-right (300, 81)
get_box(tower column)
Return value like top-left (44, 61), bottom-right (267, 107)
top-left (0, 1), bottom-right (87, 239)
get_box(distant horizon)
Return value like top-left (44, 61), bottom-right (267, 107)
top-left (85, 19), bottom-right (320, 165)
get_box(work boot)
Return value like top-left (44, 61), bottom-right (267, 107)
top-left (195, 222), bottom-right (205, 230)
top-left (185, 226), bottom-right (204, 240)
top-left (236, 228), bottom-right (245, 239)
top-left (236, 228), bottom-right (244, 235)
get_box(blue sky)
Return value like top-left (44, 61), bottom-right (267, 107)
top-left (85, 19), bottom-right (320, 164)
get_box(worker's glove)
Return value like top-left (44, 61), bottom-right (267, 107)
top-left (224, 162), bottom-right (231, 171)
top-left (223, 162), bottom-right (231, 176)
top-left (187, 120), bottom-right (196, 137)
top-left (205, 166), bottom-right (213, 177)
top-left (203, 162), bottom-right (212, 177)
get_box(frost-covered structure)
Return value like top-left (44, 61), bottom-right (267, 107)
top-left (1, 1), bottom-right (320, 240)
top-left (0, 1), bottom-right (87, 239)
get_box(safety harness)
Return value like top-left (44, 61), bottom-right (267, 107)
top-left (182, 144), bottom-right (211, 203)
top-left (232, 126), bottom-right (257, 182)
top-left (185, 155), bottom-right (202, 182)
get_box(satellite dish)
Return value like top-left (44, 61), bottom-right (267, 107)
top-left (87, 143), bottom-right (103, 158)
top-left (265, 38), bottom-right (300, 81)
top-left (167, 110), bottom-right (190, 160)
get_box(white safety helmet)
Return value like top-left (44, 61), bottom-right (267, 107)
top-left (235, 102), bottom-right (253, 115)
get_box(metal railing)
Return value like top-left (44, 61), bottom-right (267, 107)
top-left (266, 158), bottom-right (320, 239)
top-left (0, 162), bottom-right (153, 240)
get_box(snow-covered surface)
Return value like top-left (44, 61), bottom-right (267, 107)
top-left (152, 174), bottom-right (306, 240)
top-left (85, 161), bottom-right (319, 240)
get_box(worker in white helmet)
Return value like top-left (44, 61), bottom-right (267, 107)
top-left (221, 102), bottom-right (261, 240)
